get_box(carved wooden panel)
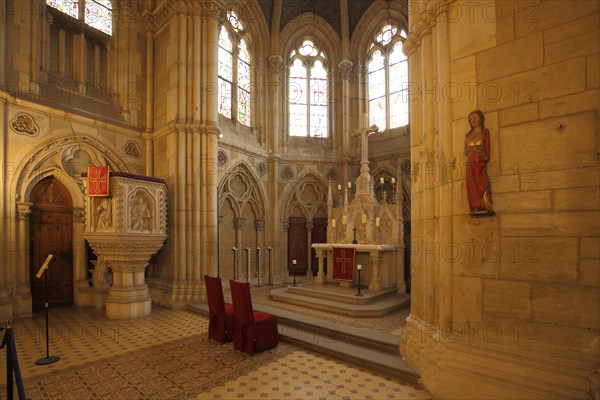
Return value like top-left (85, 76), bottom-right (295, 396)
top-left (287, 217), bottom-right (307, 275)
top-left (30, 177), bottom-right (73, 310)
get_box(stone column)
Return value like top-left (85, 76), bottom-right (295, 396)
top-left (72, 207), bottom-right (89, 307)
top-left (234, 217), bottom-right (246, 247)
top-left (339, 60), bottom-right (353, 155)
top-left (16, 202), bottom-right (33, 309)
top-left (436, 6), bottom-right (453, 327)
top-left (202, 3), bottom-right (221, 276)
top-left (314, 248), bottom-right (327, 284)
top-left (144, 30), bottom-right (154, 176)
top-left (368, 250), bottom-right (382, 291)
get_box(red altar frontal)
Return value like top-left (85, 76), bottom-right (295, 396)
top-left (311, 243), bottom-right (403, 292)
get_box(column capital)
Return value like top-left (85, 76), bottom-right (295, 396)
top-left (254, 219), bottom-right (265, 231)
top-left (306, 221), bottom-right (314, 231)
top-left (269, 55), bottom-right (284, 74)
top-left (338, 59), bottom-right (353, 81)
top-left (16, 202), bottom-right (33, 220)
top-left (234, 217), bottom-right (246, 229)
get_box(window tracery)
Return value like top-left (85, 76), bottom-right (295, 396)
top-left (288, 40), bottom-right (329, 138)
top-left (218, 11), bottom-right (252, 127)
top-left (46, 0), bottom-right (112, 35)
top-left (367, 24), bottom-right (408, 130)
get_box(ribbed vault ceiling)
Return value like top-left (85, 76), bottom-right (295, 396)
top-left (257, 0), bottom-right (379, 37)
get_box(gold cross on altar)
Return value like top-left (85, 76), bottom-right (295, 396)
top-left (89, 170), bottom-right (107, 194)
top-left (335, 250), bottom-right (352, 273)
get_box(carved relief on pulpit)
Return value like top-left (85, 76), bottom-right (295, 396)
top-left (95, 198), bottom-right (113, 232)
top-left (129, 190), bottom-right (152, 232)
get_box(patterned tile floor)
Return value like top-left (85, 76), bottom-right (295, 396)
top-left (1, 291), bottom-right (430, 399)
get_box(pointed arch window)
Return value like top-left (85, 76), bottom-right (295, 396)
top-left (218, 11), bottom-right (252, 127)
top-left (288, 40), bottom-right (328, 138)
top-left (46, 0), bottom-right (112, 35)
top-left (367, 25), bottom-right (408, 130)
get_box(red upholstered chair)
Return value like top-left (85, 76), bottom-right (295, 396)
top-left (204, 275), bottom-right (235, 343)
top-left (229, 279), bottom-right (279, 353)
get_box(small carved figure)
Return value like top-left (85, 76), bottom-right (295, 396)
top-left (96, 198), bottom-right (112, 231)
top-left (131, 193), bottom-right (151, 231)
top-left (464, 110), bottom-right (494, 216)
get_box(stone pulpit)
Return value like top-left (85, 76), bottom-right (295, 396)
top-left (83, 172), bottom-right (167, 319)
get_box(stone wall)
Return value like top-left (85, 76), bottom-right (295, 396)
top-left (402, 1), bottom-right (599, 398)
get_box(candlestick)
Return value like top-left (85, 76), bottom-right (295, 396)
top-left (391, 177), bottom-right (396, 184)
top-left (375, 217), bottom-right (380, 227)
top-left (361, 221), bottom-right (366, 244)
top-left (347, 181), bottom-right (352, 189)
top-left (291, 259), bottom-right (297, 286)
top-left (361, 214), bottom-right (366, 224)
top-left (380, 177), bottom-right (384, 185)
top-left (355, 265), bottom-right (363, 297)
top-left (342, 215), bottom-right (347, 225)
top-left (337, 184), bottom-right (342, 191)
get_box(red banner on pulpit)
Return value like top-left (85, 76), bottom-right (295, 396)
top-left (333, 247), bottom-right (355, 281)
top-left (87, 166), bottom-right (110, 196)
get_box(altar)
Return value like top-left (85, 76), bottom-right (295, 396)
top-left (312, 243), bottom-right (401, 292)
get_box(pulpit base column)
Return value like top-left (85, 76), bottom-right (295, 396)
top-left (106, 284), bottom-right (152, 319)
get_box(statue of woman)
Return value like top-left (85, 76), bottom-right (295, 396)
top-left (464, 110), bottom-right (495, 216)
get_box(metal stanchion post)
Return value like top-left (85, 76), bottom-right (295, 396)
top-left (232, 247), bottom-right (238, 281)
top-left (244, 248), bottom-right (251, 283)
top-left (267, 247), bottom-right (273, 286)
top-left (256, 247), bottom-right (261, 287)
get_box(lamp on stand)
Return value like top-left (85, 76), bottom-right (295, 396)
top-left (291, 259), bottom-right (298, 287)
top-left (355, 265), bottom-right (363, 297)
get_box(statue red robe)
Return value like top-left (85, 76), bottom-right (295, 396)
top-left (465, 128), bottom-right (494, 215)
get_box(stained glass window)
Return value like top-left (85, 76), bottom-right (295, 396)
top-left (310, 60), bottom-right (328, 137)
top-left (46, 0), bottom-right (79, 19)
top-left (367, 24), bottom-right (409, 130)
top-left (288, 41), bottom-right (328, 138)
top-left (228, 11), bottom-right (244, 32)
top-left (218, 27), bottom-right (233, 119)
top-left (389, 42), bottom-right (408, 128)
top-left (237, 39), bottom-right (251, 126)
top-left (47, 0), bottom-right (113, 36)
top-left (85, 0), bottom-right (112, 35)
top-left (368, 50), bottom-right (386, 130)
top-left (289, 59), bottom-right (307, 136)
top-left (218, 13), bottom-right (252, 125)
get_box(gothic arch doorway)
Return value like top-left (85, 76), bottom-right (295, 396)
top-left (29, 177), bottom-right (74, 310)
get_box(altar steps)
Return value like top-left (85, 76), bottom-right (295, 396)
top-left (187, 301), bottom-right (419, 383)
top-left (270, 283), bottom-right (410, 317)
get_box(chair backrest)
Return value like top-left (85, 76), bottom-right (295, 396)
top-left (204, 275), bottom-right (226, 317)
top-left (229, 279), bottom-right (255, 325)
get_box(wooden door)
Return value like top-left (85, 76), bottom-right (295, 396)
top-left (287, 217), bottom-right (307, 275)
top-left (311, 218), bottom-right (328, 276)
top-left (29, 177), bottom-right (73, 310)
